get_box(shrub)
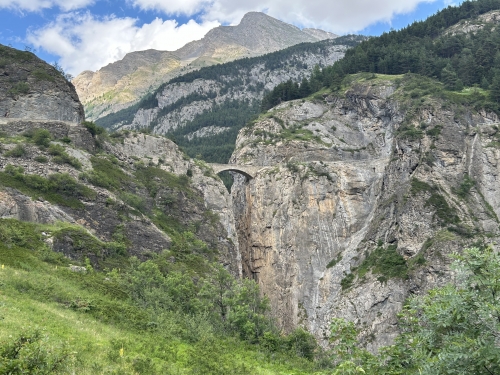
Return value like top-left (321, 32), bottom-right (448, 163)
top-left (48, 144), bottom-right (82, 169)
top-left (0, 331), bottom-right (70, 374)
top-left (83, 121), bottom-right (106, 137)
top-left (34, 155), bottom-right (48, 163)
top-left (27, 128), bottom-right (52, 148)
top-left (5, 144), bottom-right (27, 157)
top-left (7, 82), bottom-right (29, 97)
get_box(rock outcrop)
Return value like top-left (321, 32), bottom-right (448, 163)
top-left (0, 45), bottom-right (84, 123)
top-left (229, 74), bottom-right (500, 351)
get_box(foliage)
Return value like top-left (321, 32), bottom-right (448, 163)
top-left (0, 218), bottom-right (319, 374)
top-left (47, 144), bottom-right (82, 169)
top-left (82, 156), bottom-right (132, 190)
top-left (263, 0), bottom-right (500, 113)
top-left (24, 128), bottom-right (52, 148)
top-left (7, 82), bottom-right (29, 97)
top-left (4, 144), bottom-right (27, 157)
top-left (0, 165), bottom-right (94, 209)
top-left (0, 331), bottom-right (70, 374)
top-left (377, 246), bottom-right (500, 374)
top-left (82, 121), bottom-right (106, 137)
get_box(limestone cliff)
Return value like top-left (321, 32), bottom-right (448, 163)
top-left (74, 12), bottom-right (337, 121)
top-left (0, 44), bottom-right (84, 123)
top-left (229, 74), bottom-right (500, 350)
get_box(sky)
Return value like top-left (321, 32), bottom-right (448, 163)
top-left (0, 0), bottom-right (459, 77)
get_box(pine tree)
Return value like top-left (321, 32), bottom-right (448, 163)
top-left (490, 72), bottom-right (500, 103)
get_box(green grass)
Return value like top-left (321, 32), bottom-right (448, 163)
top-left (0, 167), bottom-right (95, 210)
top-left (0, 218), bottom-right (325, 374)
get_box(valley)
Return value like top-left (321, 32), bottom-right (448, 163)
top-left (1, 1), bottom-right (500, 373)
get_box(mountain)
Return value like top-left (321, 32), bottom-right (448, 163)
top-left (3, 0), bottom-right (500, 372)
top-left (73, 12), bottom-right (337, 121)
top-left (94, 36), bottom-right (364, 167)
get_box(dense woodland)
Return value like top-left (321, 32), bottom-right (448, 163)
top-left (263, 0), bottom-right (500, 110)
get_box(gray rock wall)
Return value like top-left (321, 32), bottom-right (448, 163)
top-left (230, 77), bottom-right (500, 350)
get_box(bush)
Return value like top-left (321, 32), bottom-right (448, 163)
top-left (5, 144), bottom-right (27, 157)
top-left (83, 121), bottom-right (106, 137)
top-left (27, 128), bottom-right (52, 148)
top-left (48, 144), bottom-right (82, 169)
top-left (7, 82), bottom-right (29, 97)
top-left (0, 331), bottom-right (70, 374)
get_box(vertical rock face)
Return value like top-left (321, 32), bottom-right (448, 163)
top-left (230, 75), bottom-right (500, 350)
top-left (0, 45), bottom-right (84, 123)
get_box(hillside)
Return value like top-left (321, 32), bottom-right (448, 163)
top-left (263, 1), bottom-right (500, 111)
top-left (73, 12), bottom-right (337, 121)
top-left (0, 45), bottom-right (84, 123)
top-left (2, 0), bottom-right (500, 373)
top-left (95, 36), bottom-right (364, 165)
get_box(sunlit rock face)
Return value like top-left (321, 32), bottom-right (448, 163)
top-left (229, 77), bottom-right (500, 351)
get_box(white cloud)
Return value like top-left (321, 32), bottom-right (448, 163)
top-left (129, 0), bottom-right (212, 16)
top-left (26, 12), bottom-right (219, 74)
top-left (0, 0), bottom-right (93, 12)
top-left (208, 0), bottom-right (438, 33)
top-left (131, 0), bottom-right (438, 34)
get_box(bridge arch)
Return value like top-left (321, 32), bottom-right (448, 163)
top-left (209, 163), bottom-right (260, 180)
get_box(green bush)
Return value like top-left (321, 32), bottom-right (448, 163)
top-left (48, 144), bottom-right (82, 169)
top-left (7, 82), bottom-right (29, 97)
top-left (25, 128), bottom-right (52, 148)
top-left (5, 144), bottom-right (27, 157)
top-left (83, 121), bottom-right (106, 137)
top-left (0, 331), bottom-right (70, 374)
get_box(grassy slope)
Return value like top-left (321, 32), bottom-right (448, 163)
top-left (0, 220), bottom-right (320, 374)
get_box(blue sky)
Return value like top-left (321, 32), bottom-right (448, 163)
top-left (0, 0), bottom-right (458, 76)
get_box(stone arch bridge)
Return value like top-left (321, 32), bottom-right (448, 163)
top-left (209, 163), bottom-right (262, 179)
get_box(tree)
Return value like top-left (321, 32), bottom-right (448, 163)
top-left (441, 64), bottom-right (460, 90)
top-left (379, 247), bottom-right (500, 374)
top-left (490, 72), bottom-right (500, 103)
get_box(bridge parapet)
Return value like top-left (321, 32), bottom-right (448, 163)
top-left (209, 163), bottom-right (262, 179)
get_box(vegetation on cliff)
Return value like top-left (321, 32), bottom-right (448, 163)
top-left (263, 0), bottom-right (500, 111)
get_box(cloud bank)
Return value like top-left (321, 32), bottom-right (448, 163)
top-left (132, 0), bottom-right (438, 33)
top-left (27, 13), bottom-right (219, 74)
top-left (0, 0), bottom-right (94, 12)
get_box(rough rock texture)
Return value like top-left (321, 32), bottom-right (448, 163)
top-left (0, 45), bottom-right (84, 123)
top-left (444, 9), bottom-right (500, 35)
top-left (120, 42), bottom-right (348, 135)
top-left (74, 12), bottom-right (337, 121)
top-left (229, 75), bottom-right (500, 351)
top-left (0, 121), bottom-right (239, 274)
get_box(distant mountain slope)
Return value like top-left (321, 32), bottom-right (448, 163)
top-left (95, 36), bottom-right (364, 165)
top-left (262, 0), bottom-right (500, 112)
top-left (74, 12), bottom-right (337, 121)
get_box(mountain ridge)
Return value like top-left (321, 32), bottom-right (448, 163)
top-left (74, 11), bottom-right (337, 121)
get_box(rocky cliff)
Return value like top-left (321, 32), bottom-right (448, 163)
top-left (229, 73), bottom-right (500, 350)
top-left (74, 12), bottom-right (337, 121)
top-left (0, 44), bottom-right (84, 123)
top-left (124, 41), bottom-right (349, 135)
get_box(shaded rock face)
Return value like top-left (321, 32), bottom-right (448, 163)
top-left (0, 45), bottom-right (84, 123)
top-left (230, 77), bottom-right (500, 350)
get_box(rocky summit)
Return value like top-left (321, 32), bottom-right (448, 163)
top-left (73, 11), bottom-right (337, 121)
